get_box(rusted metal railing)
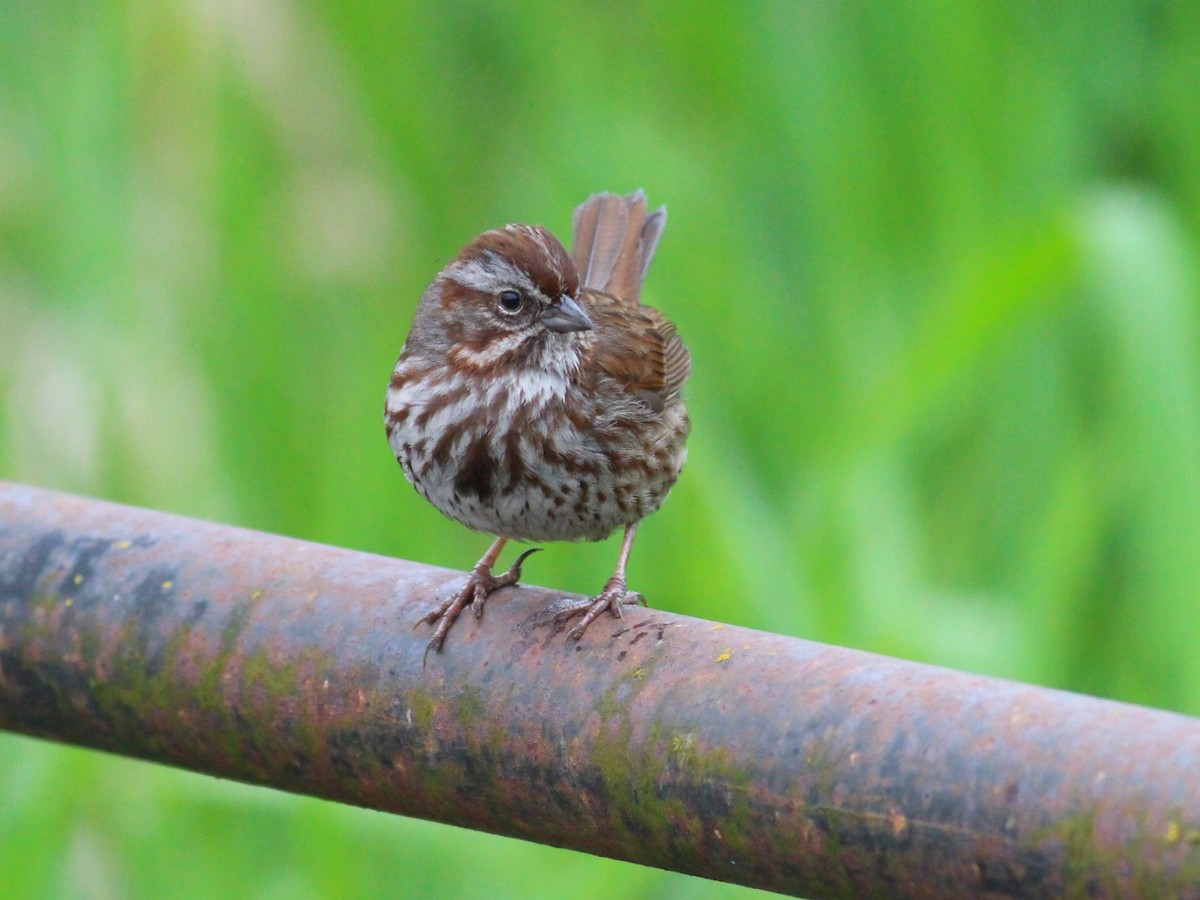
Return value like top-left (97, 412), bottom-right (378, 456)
top-left (1, 482), bottom-right (1198, 898)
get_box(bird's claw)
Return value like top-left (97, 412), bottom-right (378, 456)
top-left (554, 578), bottom-right (645, 641)
top-left (417, 547), bottom-right (541, 662)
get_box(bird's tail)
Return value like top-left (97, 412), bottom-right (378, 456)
top-left (571, 189), bottom-right (666, 304)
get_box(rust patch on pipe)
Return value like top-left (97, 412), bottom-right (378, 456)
top-left (2, 482), bottom-right (1200, 898)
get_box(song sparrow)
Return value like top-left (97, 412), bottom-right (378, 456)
top-left (385, 190), bottom-right (690, 657)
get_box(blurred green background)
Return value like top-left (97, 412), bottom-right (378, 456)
top-left (3, 1), bottom-right (1200, 897)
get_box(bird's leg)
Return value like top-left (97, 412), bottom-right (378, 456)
top-left (554, 522), bottom-right (646, 640)
top-left (418, 536), bottom-right (540, 660)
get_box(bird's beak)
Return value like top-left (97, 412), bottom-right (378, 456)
top-left (539, 294), bottom-right (594, 333)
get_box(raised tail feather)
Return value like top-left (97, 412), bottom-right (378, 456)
top-left (571, 189), bottom-right (667, 303)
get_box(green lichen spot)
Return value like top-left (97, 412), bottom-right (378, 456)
top-left (408, 690), bottom-right (436, 730)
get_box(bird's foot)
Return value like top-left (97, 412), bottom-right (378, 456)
top-left (418, 548), bottom-right (540, 662)
top-left (553, 574), bottom-right (647, 641)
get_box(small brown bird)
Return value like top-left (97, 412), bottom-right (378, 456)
top-left (385, 190), bottom-right (690, 657)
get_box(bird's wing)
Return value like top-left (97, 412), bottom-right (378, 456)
top-left (587, 294), bottom-right (691, 406)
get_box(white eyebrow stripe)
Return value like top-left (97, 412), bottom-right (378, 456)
top-left (442, 254), bottom-right (536, 293)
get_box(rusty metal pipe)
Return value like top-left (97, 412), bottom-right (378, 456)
top-left (1, 482), bottom-right (1198, 898)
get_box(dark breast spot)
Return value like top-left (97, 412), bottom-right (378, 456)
top-left (454, 439), bottom-right (496, 502)
top-left (502, 427), bottom-right (528, 487)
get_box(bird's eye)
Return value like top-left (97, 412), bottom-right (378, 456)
top-left (497, 289), bottom-right (524, 313)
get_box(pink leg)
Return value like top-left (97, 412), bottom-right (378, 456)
top-left (554, 522), bottom-right (646, 640)
top-left (418, 536), bottom-right (539, 661)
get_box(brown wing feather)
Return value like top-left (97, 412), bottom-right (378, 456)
top-left (573, 189), bottom-right (688, 405)
top-left (587, 294), bottom-right (691, 405)
top-left (655, 315), bottom-right (692, 398)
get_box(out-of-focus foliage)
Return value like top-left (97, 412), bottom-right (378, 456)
top-left (2, 2), bottom-right (1199, 897)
